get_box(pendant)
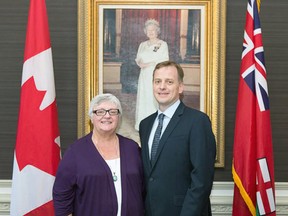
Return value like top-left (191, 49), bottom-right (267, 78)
top-left (112, 172), bottom-right (118, 182)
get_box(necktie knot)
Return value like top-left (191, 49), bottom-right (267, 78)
top-left (158, 113), bottom-right (165, 124)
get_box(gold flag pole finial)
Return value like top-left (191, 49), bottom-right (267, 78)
top-left (257, 0), bottom-right (261, 12)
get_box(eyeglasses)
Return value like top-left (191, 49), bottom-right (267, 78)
top-left (92, 109), bottom-right (120, 116)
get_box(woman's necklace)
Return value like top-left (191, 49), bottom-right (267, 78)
top-left (94, 135), bottom-right (119, 182)
top-left (104, 157), bottom-right (119, 182)
top-left (148, 39), bottom-right (159, 46)
top-left (110, 159), bottom-right (118, 182)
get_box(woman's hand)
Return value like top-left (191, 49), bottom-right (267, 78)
top-left (137, 59), bottom-right (155, 69)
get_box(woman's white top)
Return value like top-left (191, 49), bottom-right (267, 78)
top-left (105, 158), bottom-right (122, 216)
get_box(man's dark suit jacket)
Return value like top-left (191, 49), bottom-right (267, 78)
top-left (139, 102), bottom-right (216, 216)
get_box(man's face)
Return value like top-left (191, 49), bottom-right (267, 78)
top-left (153, 66), bottom-right (184, 111)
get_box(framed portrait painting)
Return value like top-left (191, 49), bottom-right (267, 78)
top-left (78, 0), bottom-right (226, 167)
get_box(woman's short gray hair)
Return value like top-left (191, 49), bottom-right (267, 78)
top-left (88, 93), bottom-right (122, 118)
top-left (144, 18), bottom-right (161, 35)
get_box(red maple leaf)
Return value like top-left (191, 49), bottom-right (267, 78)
top-left (15, 77), bottom-right (60, 176)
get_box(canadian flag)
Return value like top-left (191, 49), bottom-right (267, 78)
top-left (10, 0), bottom-right (61, 215)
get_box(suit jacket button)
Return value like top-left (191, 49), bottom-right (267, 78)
top-left (149, 177), bottom-right (154, 182)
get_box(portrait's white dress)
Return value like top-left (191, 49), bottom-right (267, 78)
top-left (134, 40), bottom-right (169, 130)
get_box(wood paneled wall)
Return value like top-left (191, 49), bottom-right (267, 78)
top-left (0, 0), bottom-right (287, 182)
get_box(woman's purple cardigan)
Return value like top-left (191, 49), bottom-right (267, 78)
top-left (53, 132), bottom-right (145, 216)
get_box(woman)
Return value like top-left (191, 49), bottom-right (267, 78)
top-left (134, 18), bottom-right (169, 130)
top-left (53, 93), bottom-right (144, 216)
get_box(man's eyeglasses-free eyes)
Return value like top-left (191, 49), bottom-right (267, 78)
top-left (92, 109), bottom-right (120, 116)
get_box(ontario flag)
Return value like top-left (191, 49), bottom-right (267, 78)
top-left (232, 0), bottom-right (276, 216)
top-left (10, 0), bottom-right (61, 215)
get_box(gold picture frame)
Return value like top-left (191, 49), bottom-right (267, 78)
top-left (78, 0), bottom-right (226, 167)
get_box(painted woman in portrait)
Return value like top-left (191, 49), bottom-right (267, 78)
top-left (134, 19), bottom-right (169, 130)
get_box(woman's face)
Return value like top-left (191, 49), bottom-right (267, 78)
top-left (146, 24), bottom-right (158, 40)
top-left (91, 101), bottom-right (119, 134)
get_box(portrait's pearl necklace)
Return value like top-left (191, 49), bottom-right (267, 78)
top-left (148, 39), bottom-right (160, 46)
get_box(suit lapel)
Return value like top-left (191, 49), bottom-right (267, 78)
top-left (150, 103), bottom-right (185, 169)
top-left (142, 113), bottom-right (157, 174)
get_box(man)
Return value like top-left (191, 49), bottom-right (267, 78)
top-left (139, 61), bottom-right (216, 216)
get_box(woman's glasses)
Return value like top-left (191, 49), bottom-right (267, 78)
top-left (92, 109), bottom-right (120, 116)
